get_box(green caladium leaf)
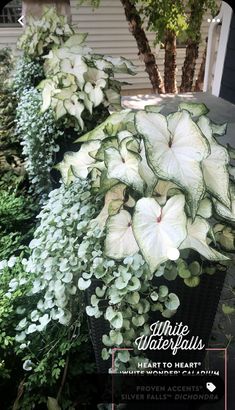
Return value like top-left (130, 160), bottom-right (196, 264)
top-left (197, 115), bottom-right (230, 209)
top-left (105, 210), bottom-right (139, 259)
top-left (136, 110), bottom-right (209, 217)
top-left (180, 216), bottom-right (229, 261)
top-left (104, 139), bottom-right (144, 193)
top-left (132, 195), bottom-right (187, 272)
top-left (178, 102), bottom-right (209, 117)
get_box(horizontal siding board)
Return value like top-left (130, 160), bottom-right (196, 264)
top-left (0, 0), bottom-right (213, 90)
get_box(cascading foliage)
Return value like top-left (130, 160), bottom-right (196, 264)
top-left (20, 101), bottom-right (234, 371)
top-left (59, 102), bottom-right (234, 268)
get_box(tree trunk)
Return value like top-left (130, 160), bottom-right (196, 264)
top-left (180, 0), bottom-right (204, 92)
top-left (194, 38), bottom-right (208, 92)
top-left (22, 0), bottom-right (71, 22)
top-left (164, 29), bottom-right (177, 93)
top-left (120, 0), bottom-right (165, 94)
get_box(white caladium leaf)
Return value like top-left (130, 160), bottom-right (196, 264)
top-left (197, 115), bottom-right (230, 209)
top-left (180, 216), bottom-right (229, 261)
top-left (104, 56), bottom-right (136, 75)
top-left (178, 102), bottom-right (209, 117)
top-left (105, 88), bottom-right (121, 110)
top-left (139, 141), bottom-right (157, 194)
top-left (60, 140), bottom-right (101, 180)
top-left (154, 180), bottom-right (180, 205)
top-left (213, 184), bottom-right (235, 222)
top-left (197, 198), bottom-right (212, 218)
top-left (39, 79), bottom-right (60, 112)
top-left (95, 183), bottom-right (126, 229)
top-left (64, 95), bottom-right (84, 129)
top-left (105, 140), bottom-right (144, 193)
top-left (136, 111), bottom-right (209, 217)
top-left (105, 210), bottom-right (139, 259)
top-left (61, 55), bottom-right (88, 88)
top-left (63, 33), bottom-right (88, 47)
top-left (145, 104), bottom-right (164, 113)
top-left (76, 110), bottom-right (131, 142)
top-left (211, 121), bottom-right (227, 136)
top-left (84, 80), bottom-right (106, 107)
top-left (54, 160), bottom-right (75, 185)
top-left (133, 195), bottom-right (187, 272)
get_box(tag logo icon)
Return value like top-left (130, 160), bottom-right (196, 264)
top-left (206, 382), bottom-right (216, 392)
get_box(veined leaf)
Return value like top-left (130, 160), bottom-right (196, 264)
top-left (105, 140), bottom-right (144, 194)
top-left (133, 195), bottom-right (187, 272)
top-left (64, 95), bottom-right (84, 129)
top-left (178, 102), bottom-right (209, 117)
top-left (139, 141), bottom-right (157, 195)
top-left (198, 115), bottom-right (230, 209)
top-left (60, 141), bottom-right (101, 180)
top-left (180, 216), bottom-right (229, 261)
top-left (145, 104), bottom-right (164, 113)
top-left (213, 184), bottom-right (235, 222)
top-left (95, 183), bottom-right (126, 229)
top-left (105, 210), bottom-right (139, 259)
top-left (154, 180), bottom-right (180, 205)
top-left (197, 198), bottom-right (212, 218)
top-left (136, 110), bottom-right (209, 217)
top-left (211, 121), bottom-right (227, 136)
top-left (63, 33), bottom-right (88, 47)
top-left (76, 110), bottom-right (131, 142)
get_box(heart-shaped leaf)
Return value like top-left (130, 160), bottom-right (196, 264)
top-left (105, 210), bottom-right (139, 259)
top-left (133, 195), bottom-right (187, 272)
top-left (136, 110), bottom-right (209, 217)
top-left (180, 216), bottom-right (229, 261)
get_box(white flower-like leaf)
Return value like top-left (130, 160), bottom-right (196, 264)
top-left (180, 216), bottom-right (229, 261)
top-left (105, 140), bottom-right (144, 193)
top-left (95, 183), bottom-right (126, 229)
top-left (136, 110), bottom-right (209, 217)
top-left (213, 184), bottom-right (235, 222)
top-left (59, 140), bottom-right (101, 180)
top-left (64, 95), bottom-right (84, 129)
top-left (105, 210), bottom-right (139, 259)
top-left (197, 115), bottom-right (230, 209)
top-left (132, 195), bottom-right (187, 272)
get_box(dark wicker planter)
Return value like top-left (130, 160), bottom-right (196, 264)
top-left (86, 269), bottom-right (226, 373)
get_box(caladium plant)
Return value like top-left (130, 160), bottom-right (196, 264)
top-left (37, 33), bottom-right (136, 129)
top-left (58, 102), bottom-right (235, 274)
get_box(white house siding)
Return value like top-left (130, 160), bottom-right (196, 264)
top-left (0, 0), bottom-right (216, 91)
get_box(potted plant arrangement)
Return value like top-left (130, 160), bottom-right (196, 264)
top-left (1, 7), bottom-right (234, 408)
top-left (23, 99), bottom-right (235, 373)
